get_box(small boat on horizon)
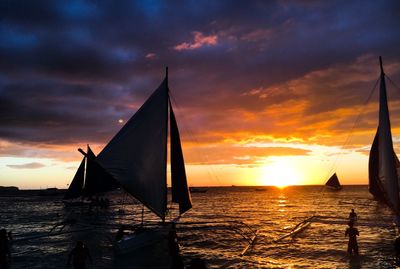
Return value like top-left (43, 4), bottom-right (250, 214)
top-left (254, 188), bottom-right (268, 192)
top-left (325, 173), bottom-right (342, 191)
top-left (189, 187), bottom-right (208, 193)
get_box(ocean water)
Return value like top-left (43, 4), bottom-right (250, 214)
top-left (0, 186), bottom-right (397, 268)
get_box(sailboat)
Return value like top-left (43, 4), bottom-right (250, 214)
top-left (95, 68), bottom-right (192, 253)
top-left (325, 173), bottom-right (342, 191)
top-left (63, 145), bottom-right (118, 205)
top-left (368, 56), bottom-right (400, 217)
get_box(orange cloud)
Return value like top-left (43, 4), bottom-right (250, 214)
top-left (0, 139), bottom-right (84, 162)
top-left (174, 31), bottom-right (218, 51)
top-left (182, 144), bottom-right (310, 166)
top-left (233, 55), bottom-right (400, 146)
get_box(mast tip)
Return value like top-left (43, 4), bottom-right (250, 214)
top-left (379, 56), bottom-right (384, 74)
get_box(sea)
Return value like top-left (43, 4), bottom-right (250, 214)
top-left (0, 185), bottom-right (398, 269)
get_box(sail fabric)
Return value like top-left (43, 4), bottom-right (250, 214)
top-left (170, 102), bottom-right (192, 214)
top-left (325, 173), bottom-right (341, 189)
top-left (64, 157), bottom-right (85, 199)
top-left (83, 146), bottom-right (119, 197)
top-left (376, 70), bottom-right (400, 214)
top-left (97, 80), bottom-right (168, 219)
top-left (368, 132), bottom-right (386, 200)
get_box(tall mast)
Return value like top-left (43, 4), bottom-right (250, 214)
top-left (377, 56), bottom-right (400, 214)
top-left (166, 66), bottom-right (169, 88)
top-left (163, 66), bottom-right (169, 223)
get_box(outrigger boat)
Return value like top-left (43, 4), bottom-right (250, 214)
top-left (95, 68), bottom-right (192, 254)
top-left (64, 145), bottom-right (118, 207)
top-left (368, 57), bottom-right (400, 221)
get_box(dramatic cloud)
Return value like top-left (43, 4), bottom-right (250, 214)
top-left (0, 0), bottom-right (399, 168)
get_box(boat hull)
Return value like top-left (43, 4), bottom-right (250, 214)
top-left (115, 226), bottom-right (170, 255)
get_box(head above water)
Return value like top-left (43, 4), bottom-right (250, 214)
top-left (348, 221), bottom-right (354, 227)
top-left (351, 209), bottom-right (355, 213)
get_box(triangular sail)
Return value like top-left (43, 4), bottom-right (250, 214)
top-left (83, 146), bottom-right (119, 197)
top-left (170, 101), bottom-right (192, 214)
top-left (325, 173), bottom-right (341, 189)
top-left (369, 57), bottom-right (400, 214)
top-left (64, 157), bottom-right (85, 199)
top-left (97, 79), bottom-right (168, 219)
top-left (368, 132), bottom-right (386, 200)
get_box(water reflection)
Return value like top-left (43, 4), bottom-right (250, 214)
top-left (0, 186), bottom-right (397, 268)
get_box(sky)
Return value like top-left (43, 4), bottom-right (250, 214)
top-left (1, 0), bottom-right (400, 189)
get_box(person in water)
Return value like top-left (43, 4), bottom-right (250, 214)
top-left (0, 229), bottom-right (11, 269)
top-left (395, 235), bottom-right (400, 264)
top-left (168, 223), bottom-right (184, 269)
top-left (349, 209), bottom-right (357, 223)
top-left (345, 221), bottom-right (359, 255)
top-left (187, 258), bottom-right (208, 269)
top-left (115, 226), bottom-right (125, 241)
top-left (67, 241), bottom-right (93, 269)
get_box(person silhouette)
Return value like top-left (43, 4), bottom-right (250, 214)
top-left (0, 229), bottom-right (11, 269)
top-left (395, 235), bottom-right (400, 264)
top-left (187, 258), bottom-right (207, 269)
top-left (168, 223), bottom-right (183, 269)
top-left (345, 221), bottom-right (359, 255)
top-left (67, 241), bottom-right (93, 269)
top-left (349, 209), bottom-right (357, 223)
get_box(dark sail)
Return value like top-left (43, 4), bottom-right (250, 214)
top-left (325, 173), bottom-right (341, 190)
top-left (83, 146), bottom-right (119, 197)
top-left (97, 80), bottom-right (168, 219)
top-left (64, 157), bottom-right (85, 199)
top-left (170, 101), bottom-right (192, 214)
top-left (374, 57), bottom-right (400, 214)
top-left (96, 70), bottom-right (193, 220)
top-left (368, 132), bottom-right (386, 200)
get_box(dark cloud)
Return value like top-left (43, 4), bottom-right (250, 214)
top-left (0, 0), bottom-right (400, 153)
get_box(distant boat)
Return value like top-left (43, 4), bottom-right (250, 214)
top-left (189, 187), bottom-right (208, 193)
top-left (96, 68), bottom-right (192, 253)
top-left (325, 173), bottom-right (342, 191)
top-left (369, 56), bottom-right (400, 216)
top-left (254, 188), bottom-right (268, 192)
top-left (63, 145), bottom-right (118, 205)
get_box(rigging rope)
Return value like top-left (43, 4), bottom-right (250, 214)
top-left (309, 77), bottom-right (380, 218)
top-left (322, 77), bottom-right (380, 185)
top-left (169, 91), bottom-right (223, 187)
top-left (387, 75), bottom-right (400, 94)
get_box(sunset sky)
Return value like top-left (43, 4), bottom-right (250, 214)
top-left (1, 1), bottom-right (400, 189)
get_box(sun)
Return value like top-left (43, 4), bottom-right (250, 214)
top-left (260, 160), bottom-right (302, 188)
